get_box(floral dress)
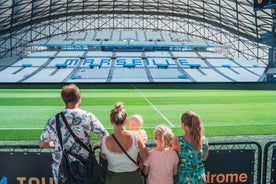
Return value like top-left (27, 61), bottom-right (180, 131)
top-left (175, 136), bottom-right (208, 184)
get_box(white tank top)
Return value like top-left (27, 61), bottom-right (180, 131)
top-left (102, 131), bottom-right (139, 172)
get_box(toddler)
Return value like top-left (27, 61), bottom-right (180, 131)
top-left (128, 114), bottom-right (148, 144)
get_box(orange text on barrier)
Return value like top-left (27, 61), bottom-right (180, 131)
top-left (17, 177), bottom-right (53, 184)
top-left (206, 172), bottom-right (248, 183)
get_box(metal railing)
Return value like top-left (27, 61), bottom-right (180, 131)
top-left (263, 141), bottom-right (276, 184)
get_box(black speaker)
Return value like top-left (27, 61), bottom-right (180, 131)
top-left (254, 0), bottom-right (276, 10)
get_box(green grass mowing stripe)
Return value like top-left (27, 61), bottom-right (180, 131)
top-left (1, 103), bottom-right (274, 134)
top-left (0, 89), bottom-right (276, 140)
top-left (1, 123), bottom-right (276, 141)
top-left (0, 97), bottom-right (150, 106)
top-left (204, 124), bottom-right (276, 136)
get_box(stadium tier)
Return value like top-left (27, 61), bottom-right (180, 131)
top-left (0, 30), bottom-right (266, 83)
top-left (0, 0), bottom-right (275, 83)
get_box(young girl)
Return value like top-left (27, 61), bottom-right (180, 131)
top-left (143, 125), bottom-right (179, 184)
top-left (172, 111), bottom-right (209, 184)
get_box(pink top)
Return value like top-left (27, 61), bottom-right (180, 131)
top-left (143, 149), bottom-right (179, 184)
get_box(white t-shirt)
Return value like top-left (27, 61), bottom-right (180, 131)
top-left (102, 132), bottom-right (139, 172)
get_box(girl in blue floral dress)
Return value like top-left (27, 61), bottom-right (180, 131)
top-left (172, 111), bottom-right (209, 184)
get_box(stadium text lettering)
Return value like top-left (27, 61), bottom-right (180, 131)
top-left (17, 177), bottom-right (53, 184)
top-left (64, 58), bottom-right (189, 67)
top-left (206, 172), bottom-right (248, 183)
top-left (64, 59), bottom-right (79, 65)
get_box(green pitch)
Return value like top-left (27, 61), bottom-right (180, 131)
top-left (0, 84), bottom-right (276, 140)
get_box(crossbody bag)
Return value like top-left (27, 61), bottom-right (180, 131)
top-left (56, 112), bottom-right (104, 184)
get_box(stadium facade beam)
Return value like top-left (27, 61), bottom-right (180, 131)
top-left (0, 0), bottom-right (274, 64)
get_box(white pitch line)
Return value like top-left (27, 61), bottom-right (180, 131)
top-left (131, 85), bottom-right (175, 127)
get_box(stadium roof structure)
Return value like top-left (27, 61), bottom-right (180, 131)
top-left (0, 0), bottom-right (275, 64)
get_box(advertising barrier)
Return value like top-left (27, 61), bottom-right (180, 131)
top-left (205, 150), bottom-right (254, 183)
top-left (0, 152), bottom-right (53, 184)
top-left (0, 142), bottom-right (263, 184)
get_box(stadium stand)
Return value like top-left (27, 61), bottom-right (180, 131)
top-left (0, 0), bottom-right (274, 84)
top-left (0, 29), bottom-right (267, 83)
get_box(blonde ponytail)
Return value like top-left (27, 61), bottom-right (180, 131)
top-left (154, 125), bottom-right (174, 149)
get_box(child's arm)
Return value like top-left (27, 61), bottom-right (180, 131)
top-left (172, 137), bottom-right (180, 156)
top-left (143, 165), bottom-right (150, 176)
top-left (139, 129), bottom-right (148, 143)
top-left (203, 146), bottom-right (209, 161)
top-left (173, 163), bottom-right (178, 176)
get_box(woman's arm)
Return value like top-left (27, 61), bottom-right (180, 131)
top-left (137, 134), bottom-right (149, 159)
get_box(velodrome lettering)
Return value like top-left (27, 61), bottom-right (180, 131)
top-left (206, 172), bottom-right (248, 183)
top-left (63, 58), bottom-right (189, 67)
top-left (17, 177), bottom-right (53, 184)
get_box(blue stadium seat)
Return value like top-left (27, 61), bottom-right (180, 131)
top-left (22, 64), bottom-right (32, 67)
top-left (55, 64), bottom-right (68, 68)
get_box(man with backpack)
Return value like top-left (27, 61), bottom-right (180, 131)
top-left (39, 84), bottom-right (108, 184)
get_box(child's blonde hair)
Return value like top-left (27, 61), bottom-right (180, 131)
top-left (154, 125), bottom-right (174, 149)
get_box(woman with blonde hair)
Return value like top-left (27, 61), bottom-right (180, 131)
top-left (101, 102), bottom-right (148, 184)
top-left (143, 124), bottom-right (179, 184)
top-left (172, 111), bottom-right (209, 184)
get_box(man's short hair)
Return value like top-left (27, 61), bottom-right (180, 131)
top-left (61, 84), bottom-right (80, 104)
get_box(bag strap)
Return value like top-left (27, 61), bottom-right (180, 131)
top-left (56, 114), bottom-right (63, 149)
top-left (111, 133), bottom-right (138, 166)
top-left (57, 112), bottom-right (93, 154)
